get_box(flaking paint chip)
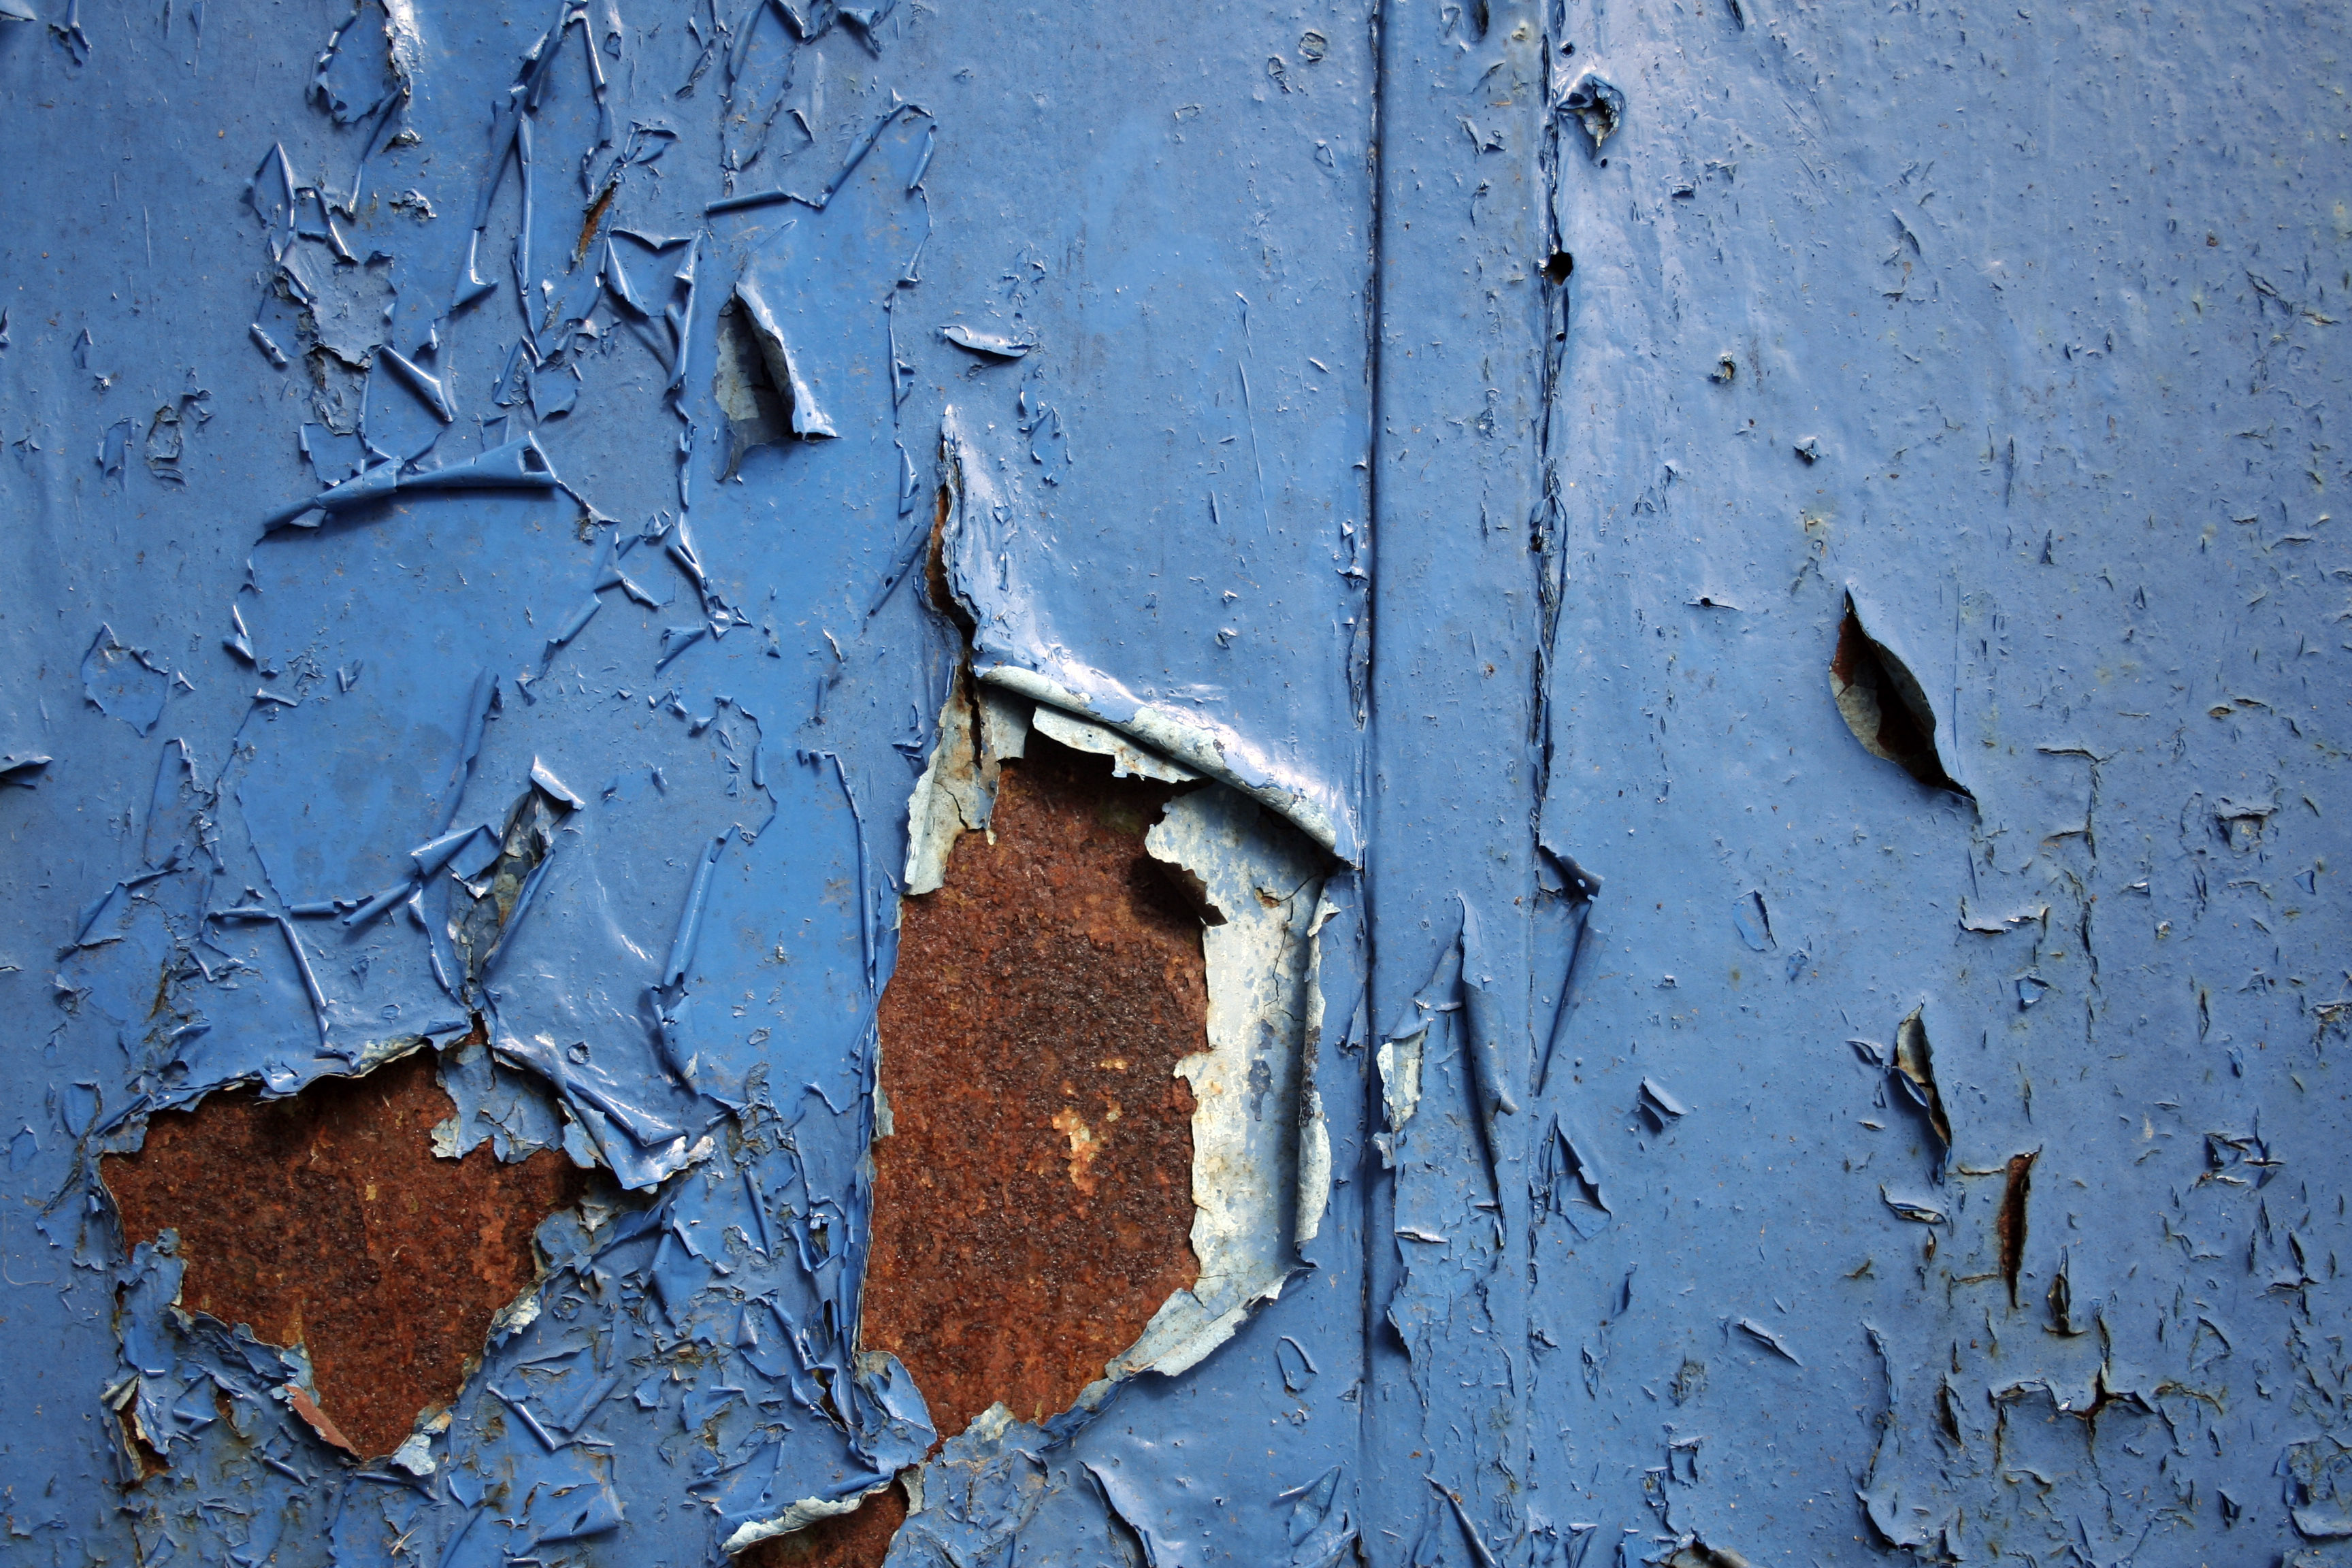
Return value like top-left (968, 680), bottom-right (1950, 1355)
top-left (1829, 595), bottom-right (1970, 798)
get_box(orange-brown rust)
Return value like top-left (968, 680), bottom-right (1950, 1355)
top-left (1995, 1149), bottom-right (2036, 1310)
top-left (924, 484), bottom-right (969, 634)
top-left (1830, 600), bottom-right (1966, 796)
top-left (101, 1046), bottom-right (593, 1459)
top-left (863, 734), bottom-right (1206, 1444)
top-left (285, 1383), bottom-right (360, 1456)
top-left (576, 179), bottom-right (618, 261)
top-left (739, 1484), bottom-right (911, 1568)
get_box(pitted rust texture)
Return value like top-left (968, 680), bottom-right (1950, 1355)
top-left (101, 1047), bottom-right (592, 1459)
top-left (740, 1484), bottom-right (909, 1567)
top-left (864, 734), bottom-right (1206, 1442)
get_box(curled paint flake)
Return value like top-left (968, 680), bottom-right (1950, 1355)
top-left (940, 323), bottom-right (1035, 359)
top-left (1558, 69), bottom-right (1623, 153)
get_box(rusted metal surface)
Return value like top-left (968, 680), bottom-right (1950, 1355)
top-left (101, 1047), bottom-right (593, 1460)
top-left (1996, 1149), bottom-right (2037, 1311)
top-left (864, 735), bottom-right (1206, 1442)
top-left (739, 1484), bottom-right (909, 1568)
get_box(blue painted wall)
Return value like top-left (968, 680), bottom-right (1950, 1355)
top-left (1, 0), bottom-right (2345, 1563)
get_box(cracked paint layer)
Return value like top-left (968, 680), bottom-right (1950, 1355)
top-left (3, 0), bottom-right (2347, 1561)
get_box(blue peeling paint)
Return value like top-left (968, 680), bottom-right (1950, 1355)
top-left (2, 0), bottom-right (2347, 1564)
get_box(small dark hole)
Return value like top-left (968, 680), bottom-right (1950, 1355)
top-left (2048, 1266), bottom-right (2074, 1333)
top-left (1542, 251), bottom-right (1573, 285)
top-left (1829, 600), bottom-right (1970, 798)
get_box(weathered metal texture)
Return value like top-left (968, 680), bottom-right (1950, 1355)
top-left (1512, 0), bottom-right (2352, 1561)
top-left (3, 0), bottom-right (2349, 1563)
top-left (866, 736), bottom-right (1205, 1441)
top-left (101, 1047), bottom-right (591, 1460)
top-left (1360, 2), bottom-right (1549, 1552)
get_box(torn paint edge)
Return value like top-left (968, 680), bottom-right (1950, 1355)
top-left (1030, 705), bottom-right (1202, 785)
top-left (934, 405), bottom-right (1354, 861)
top-left (978, 664), bottom-right (1346, 861)
top-left (1107, 783), bottom-right (1328, 1382)
top-left (900, 672), bottom-right (992, 897)
top-left (717, 1478), bottom-right (894, 1553)
top-left (731, 280), bottom-right (838, 440)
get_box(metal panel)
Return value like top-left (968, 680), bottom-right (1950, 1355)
top-left (1, 0), bottom-right (2346, 1564)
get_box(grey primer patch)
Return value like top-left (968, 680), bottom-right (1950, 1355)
top-left (900, 672), bottom-right (1002, 898)
top-left (1117, 781), bottom-right (1327, 1376)
top-left (729, 280), bottom-right (837, 441)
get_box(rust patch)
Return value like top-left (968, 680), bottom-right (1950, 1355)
top-left (924, 485), bottom-right (967, 634)
top-left (576, 179), bottom-right (618, 262)
top-left (739, 1484), bottom-right (910, 1568)
top-left (863, 732), bottom-right (1206, 1442)
top-left (101, 1046), bottom-right (593, 1459)
top-left (1995, 1149), bottom-right (2036, 1310)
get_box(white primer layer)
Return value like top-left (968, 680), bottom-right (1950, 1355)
top-left (1294, 892), bottom-right (1345, 1244)
top-left (1375, 1032), bottom-right (1424, 1169)
top-left (1107, 784), bottom-right (1326, 1379)
top-left (902, 679), bottom-right (989, 897)
top-left (975, 685), bottom-right (1030, 762)
top-left (719, 1485), bottom-right (887, 1554)
top-left (1030, 704), bottom-right (1202, 783)
top-left (900, 675), bottom-right (1034, 898)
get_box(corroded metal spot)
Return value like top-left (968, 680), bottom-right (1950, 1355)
top-left (739, 1484), bottom-right (909, 1568)
top-left (100, 1047), bottom-right (593, 1459)
top-left (865, 736), bottom-right (1206, 1441)
top-left (1996, 1149), bottom-right (2036, 1310)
